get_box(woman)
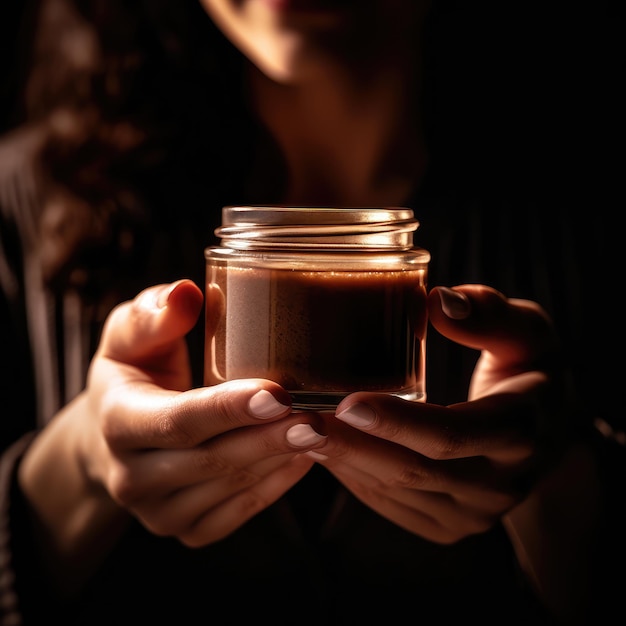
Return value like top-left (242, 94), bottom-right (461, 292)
top-left (1, 0), bottom-right (623, 624)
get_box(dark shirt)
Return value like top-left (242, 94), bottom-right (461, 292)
top-left (1, 3), bottom-right (624, 624)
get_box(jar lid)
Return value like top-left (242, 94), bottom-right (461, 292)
top-left (215, 205), bottom-right (420, 250)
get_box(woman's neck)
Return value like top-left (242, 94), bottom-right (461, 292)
top-left (246, 50), bottom-right (427, 207)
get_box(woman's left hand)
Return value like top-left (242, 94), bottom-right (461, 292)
top-left (309, 284), bottom-right (563, 544)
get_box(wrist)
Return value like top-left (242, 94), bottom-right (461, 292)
top-left (17, 392), bottom-right (130, 597)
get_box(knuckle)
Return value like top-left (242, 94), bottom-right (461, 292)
top-left (453, 511), bottom-right (499, 538)
top-left (324, 435), bottom-right (361, 464)
top-left (206, 386), bottom-right (250, 424)
top-left (234, 488), bottom-right (273, 519)
top-left (154, 402), bottom-right (196, 448)
top-left (430, 429), bottom-right (471, 460)
top-left (192, 448), bottom-right (232, 476)
top-left (141, 516), bottom-right (179, 538)
top-left (180, 492), bottom-right (269, 548)
top-left (393, 463), bottom-right (432, 490)
top-left (432, 513), bottom-right (497, 545)
top-left (226, 469), bottom-right (259, 491)
top-left (98, 393), bottom-right (124, 447)
top-left (142, 506), bottom-right (211, 541)
top-left (194, 453), bottom-right (258, 491)
top-left (106, 464), bottom-right (140, 506)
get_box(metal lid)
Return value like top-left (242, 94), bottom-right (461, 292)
top-left (215, 205), bottom-right (420, 250)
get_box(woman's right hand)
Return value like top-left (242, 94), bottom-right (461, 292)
top-left (18, 280), bottom-right (326, 591)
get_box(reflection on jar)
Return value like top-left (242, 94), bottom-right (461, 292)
top-left (204, 206), bottom-right (430, 410)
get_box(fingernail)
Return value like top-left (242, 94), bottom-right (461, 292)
top-left (249, 390), bottom-right (290, 419)
top-left (286, 424), bottom-right (327, 448)
top-left (438, 287), bottom-right (471, 320)
top-left (336, 403), bottom-right (376, 429)
top-left (156, 281), bottom-right (183, 308)
top-left (306, 450), bottom-right (329, 461)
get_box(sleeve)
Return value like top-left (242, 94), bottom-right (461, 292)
top-left (0, 432), bottom-right (38, 626)
top-left (0, 126), bottom-right (57, 624)
top-left (0, 125), bottom-right (42, 451)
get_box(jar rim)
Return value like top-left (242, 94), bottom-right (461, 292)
top-left (215, 206), bottom-right (420, 251)
top-left (220, 205), bottom-right (417, 226)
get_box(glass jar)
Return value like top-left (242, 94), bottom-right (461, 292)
top-left (204, 206), bottom-right (430, 409)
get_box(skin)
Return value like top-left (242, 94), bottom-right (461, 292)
top-left (17, 0), bottom-right (601, 620)
top-left (19, 278), bottom-right (572, 596)
top-left (200, 0), bottom-right (430, 206)
top-left (199, 0), bottom-right (430, 83)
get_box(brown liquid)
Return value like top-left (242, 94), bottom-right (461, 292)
top-left (204, 266), bottom-right (428, 408)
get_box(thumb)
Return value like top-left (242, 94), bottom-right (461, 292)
top-left (427, 285), bottom-right (556, 368)
top-left (99, 279), bottom-right (204, 365)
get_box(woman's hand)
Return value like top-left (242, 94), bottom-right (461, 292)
top-left (85, 279), bottom-right (331, 543)
top-left (308, 284), bottom-right (562, 544)
top-left (18, 280), bottom-right (327, 593)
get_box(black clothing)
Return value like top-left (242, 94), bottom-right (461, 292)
top-left (1, 2), bottom-right (625, 624)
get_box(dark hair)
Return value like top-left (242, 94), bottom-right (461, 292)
top-left (18, 0), bottom-right (609, 291)
top-left (16, 0), bottom-right (261, 291)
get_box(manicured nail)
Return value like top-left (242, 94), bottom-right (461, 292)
top-left (335, 403), bottom-right (376, 429)
top-left (249, 390), bottom-right (290, 419)
top-left (306, 450), bottom-right (329, 461)
top-left (286, 424), bottom-right (327, 448)
top-left (438, 287), bottom-right (471, 320)
top-left (156, 281), bottom-right (183, 308)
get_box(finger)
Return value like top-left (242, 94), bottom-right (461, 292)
top-left (105, 413), bottom-right (327, 501)
top-left (328, 463), bottom-right (505, 542)
top-left (330, 459), bottom-right (513, 518)
top-left (427, 285), bottom-right (556, 367)
top-left (132, 455), bottom-right (314, 540)
top-left (100, 279), bottom-right (204, 365)
top-left (177, 455), bottom-right (314, 547)
top-left (313, 414), bottom-right (526, 503)
top-left (333, 393), bottom-right (535, 463)
top-left (100, 380), bottom-right (295, 451)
